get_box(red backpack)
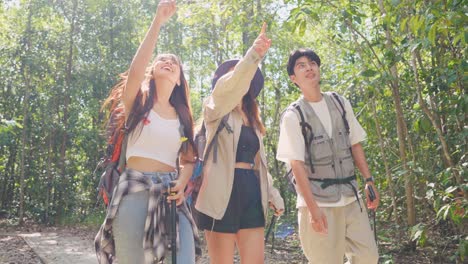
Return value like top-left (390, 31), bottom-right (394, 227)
top-left (95, 108), bottom-right (128, 206)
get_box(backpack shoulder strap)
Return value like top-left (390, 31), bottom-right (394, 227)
top-left (204, 113), bottom-right (232, 163)
top-left (288, 102), bottom-right (315, 173)
top-left (329, 92), bottom-right (353, 155)
top-left (330, 92), bottom-right (350, 135)
top-left (117, 132), bottom-right (129, 172)
top-left (292, 103), bottom-right (310, 136)
top-left (217, 114), bottom-right (232, 133)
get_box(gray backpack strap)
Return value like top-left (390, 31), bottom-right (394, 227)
top-left (279, 103), bottom-right (314, 192)
top-left (291, 103), bottom-right (315, 174)
top-left (174, 122), bottom-right (187, 175)
top-left (330, 92), bottom-right (352, 156)
top-left (117, 133), bottom-right (128, 173)
top-left (117, 113), bottom-right (137, 173)
top-left (330, 92), bottom-right (350, 135)
top-left (205, 114), bottom-right (232, 164)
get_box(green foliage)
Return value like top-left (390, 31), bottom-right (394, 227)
top-left (73, 209), bottom-right (106, 229)
top-left (0, 0), bottom-right (465, 260)
top-left (434, 177), bottom-right (467, 226)
top-left (0, 118), bottom-right (22, 144)
top-left (458, 236), bottom-right (467, 262)
top-left (410, 223), bottom-right (428, 247)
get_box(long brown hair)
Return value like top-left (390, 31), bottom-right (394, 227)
top-left (101, 72), bottom-right (127, 143)
top-left (242, 89), bottom-right (266, 135)
top-left (101, 55), bottom-right (196, 157)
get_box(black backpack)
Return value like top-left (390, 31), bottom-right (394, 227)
top-left (282, 92), bottom-right (350, 194)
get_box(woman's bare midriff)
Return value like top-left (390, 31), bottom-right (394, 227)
top-left (127, 156), bottom-right (176, 173)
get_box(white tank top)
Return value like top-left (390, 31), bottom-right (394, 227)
top-left (126, 110), bottom-right (181, 167)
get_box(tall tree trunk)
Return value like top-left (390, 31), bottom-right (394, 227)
top-left (409, 40), bottom-right (466, 199)
top-left (18, 2), bottom-right (35, 226)
top-left (241, 1), bottom-right (255, 54)
top-left (108, 0), bottom-right (114, 64)
top-left (18, 59), bottom-right (31, 226)
top-left (45, 129), bottom-right (54, 224)
top-left (371, 101), bottom-right (399, 224)
top-left (268, 71), bottom-right (289, 214)
top-left (345, 16), bottom-right (400, 224)
top-left (57, 0), bottom-right (78, 221)
top-left (1, 145), bottom-right (17, 209)
top-left (378, 0), bottom-right (415, 227)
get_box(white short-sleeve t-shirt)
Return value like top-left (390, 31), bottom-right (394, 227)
top-left (276, 95), bottom-right (367, 208)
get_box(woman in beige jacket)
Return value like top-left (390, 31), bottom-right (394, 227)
top-left (194, 23), bottom-right (285, 263)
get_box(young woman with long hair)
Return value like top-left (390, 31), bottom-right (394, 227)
top-left (195, 23), bottom-right (285, 263)
top-left (94, 1), bottom-right (200, 263)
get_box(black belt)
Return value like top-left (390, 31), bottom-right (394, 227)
top-left (309, 175), bottom-right (362, 211)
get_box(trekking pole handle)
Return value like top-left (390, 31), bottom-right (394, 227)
top-left (368, 185), bottom-right (378, 243)
top-left (368, 185), bottom-right (376, 202)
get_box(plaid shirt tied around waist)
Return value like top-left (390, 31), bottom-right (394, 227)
top-left (94, 169), bottom-right (201, 264)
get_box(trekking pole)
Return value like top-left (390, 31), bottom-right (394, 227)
top-left (265, 215), bottom-right (277, 241)
top-left (368, 185), bottom-right (377, 244)
top-left (271, 226), bottom-right (276, 254)
top-left (264, 215), bottom-right (277, 253)
top-left (170, 185), bottom-right (177, 264)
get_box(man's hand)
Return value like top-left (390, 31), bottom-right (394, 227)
top-left (309, 206), bottom-right (328, 235)
top-left (252, 22), bottom-right (272, 58)
top-left (365, 182), bottom-right (380, 210)
top-left (155, 0), bottom-right (177, 25)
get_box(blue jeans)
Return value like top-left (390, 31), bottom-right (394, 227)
top-left (113, 172), bottom-right (195, 264)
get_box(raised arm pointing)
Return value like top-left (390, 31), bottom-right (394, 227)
top-left (123, 0), bottom-right (177, 116)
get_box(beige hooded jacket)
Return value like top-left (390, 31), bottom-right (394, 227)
top-left (195, 48), bottom-right (284, 220)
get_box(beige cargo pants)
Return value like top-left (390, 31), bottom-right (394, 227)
top-left (298, 201), bottom-right (379, 264)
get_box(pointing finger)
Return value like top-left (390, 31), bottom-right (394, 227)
top-left (260, 22), bottom-right (267, 35)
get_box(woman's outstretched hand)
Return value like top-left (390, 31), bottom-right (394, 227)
top-left (155, 0), bottom-right (177, 25)
top-left (253, 22), bottom-right (272, 58)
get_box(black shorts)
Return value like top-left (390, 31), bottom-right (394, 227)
top-left (198, 168), bottom-right (265, 233)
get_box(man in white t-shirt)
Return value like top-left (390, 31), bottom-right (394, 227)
top-left (277, 48), bottom-right (379, 263)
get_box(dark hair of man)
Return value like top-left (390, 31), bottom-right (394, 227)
top-left (286, 48), bottom-right (321, 76)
